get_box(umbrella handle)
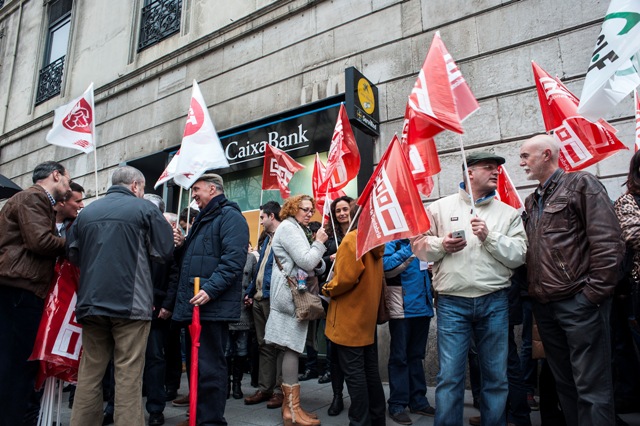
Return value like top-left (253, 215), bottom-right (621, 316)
top-left (194, 277), bottom-right (200, 295)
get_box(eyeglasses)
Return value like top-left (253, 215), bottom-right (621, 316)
top-left (470, 164), bottom-right (499, 172)
top-left (299, 206), bottom-right (315, 214)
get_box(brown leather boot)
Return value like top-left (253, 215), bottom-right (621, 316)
top-left (281, 383), bottom-right (321, 426)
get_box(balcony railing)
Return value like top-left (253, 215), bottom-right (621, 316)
top-left (138, 0), bottom-right (182, 52)
top-left (35, 56), bottom-right (65, 105)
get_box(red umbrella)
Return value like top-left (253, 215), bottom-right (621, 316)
top-left (189, 277), bottom-right (202, 426)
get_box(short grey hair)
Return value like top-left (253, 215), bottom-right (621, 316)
top-left (144, 193), bottom-right (165, 212)
top-left (112, 166), bottom-right (145, 187)
top-left (196, 173), bottom-right (224, 193)
top-left (163, 212), bottom-right (178, 225)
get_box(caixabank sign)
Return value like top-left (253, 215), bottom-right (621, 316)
top-left (219, 102), bottom-right (340, 172)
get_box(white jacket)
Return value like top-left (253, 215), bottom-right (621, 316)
top-left (412, 187), bottom-right (527, 298)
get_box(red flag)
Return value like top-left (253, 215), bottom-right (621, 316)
top-left (400, 104), bottom-right (439, 196)
top-left (407, 32), bottom-right (479, 137)
top-left (29, 259), bottom-right (82, 389)
top-left (532, 61), bottom-right (627, 171)
top-left (321, 104), bottom-right (360, 193)
top-left (312, 154), bottom-right (345, 219)
top-left (261, 144), bottom-right (304, 199)
top-left (496, 165), bottom-right (523, 211)
top-left (356, 136), bottom-right (430, 259)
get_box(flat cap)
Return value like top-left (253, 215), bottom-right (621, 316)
top-left (464, 151), bottom-right (505, 169)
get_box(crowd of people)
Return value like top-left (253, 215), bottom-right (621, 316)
top-left (0, 132), bottom-right (639, 426)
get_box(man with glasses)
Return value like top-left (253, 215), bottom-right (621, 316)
top-left (412, 152), bottom-right (527, 426)
top-left (0, 161), bottom-right (71, 426)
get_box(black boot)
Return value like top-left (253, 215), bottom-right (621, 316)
top-left (327, 393), bottom-right (343, 416)
top-left (232, 356), bottom-right (245, 399)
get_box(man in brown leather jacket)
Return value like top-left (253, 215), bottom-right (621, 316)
top-left (520, 134), bottom-right (622, 426)
top-left (0, 161), bottom-right (71, 426)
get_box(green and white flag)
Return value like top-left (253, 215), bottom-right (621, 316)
top-left (578, 0), bottom-right (640, 121)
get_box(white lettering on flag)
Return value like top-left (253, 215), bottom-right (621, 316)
top-left (269, 158), bottom-right (294, 186)
top-left (373, 168), bottom-right (409, 237)
top-left (554, 124), bottom-right (593, 169)
top-left (408, 145), bottom-right (426, 175)
top-left (444, 53), bottom-right (464, 89)
top-left (540, 77), bottom-right (570, 102)
top-left (409, 71), bottom-right (435, 117)
top-left (51, 293), bottom-right (82, 361)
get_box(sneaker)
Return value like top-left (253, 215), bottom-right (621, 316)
top-left (527, 393), bottom-right (539, 411)
top-left (148, 412), bottom-right (165, 426)
top-left (410, 406), bottom-right (435, 417)
top-left (172, 394), bottom-right (190, 407)
top-left (389, 410), bottom-right (412, 425)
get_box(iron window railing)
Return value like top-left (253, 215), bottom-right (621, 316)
top-left (35, 56), bottom-right (65, 105)
top-left (138, 0), bottom-right (182, 52)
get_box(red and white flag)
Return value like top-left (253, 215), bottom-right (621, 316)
top-left (29, 260), bottom-right (82, 388)
top-left (312, 153), bottom-right (345, 219)
top-left (401, 104), bottom-right (439, 197)
top-left (159, 80), bottom-right (229, 189)
top-left (407, 32), bottom-right (479, 138)
top-left (635, 89), bottom-right (640, 152)
top-left (496, 165), bottom-right (523, 211)
top-left (532, 61), bottom-right (627, 171)
top-left (261, 144), bottom-right (304, 199)
top-left (356, 136), bottom-right (430, 259)
top-left (321, 104), bottom-right (360, 194)
top-left (46, 83), bottom-right (95, 153)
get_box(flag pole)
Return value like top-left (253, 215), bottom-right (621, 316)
top-left (176, 185), bottom-right (183, 216)
top-left (458, 135), bottom-right (476, 216)
top-left (90, 82), bottom-right (99, 200)
top-left (186, 188), bottom-right (192, 236)
top-left (257, 189), bottom-right (264, 242)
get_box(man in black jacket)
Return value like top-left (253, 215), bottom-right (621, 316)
top-left (67, 166), bottom-right (174, 426)
top-left (172, 173), bottom-right (249, 426)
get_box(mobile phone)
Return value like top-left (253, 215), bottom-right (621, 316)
top-left (452, 230), bottom-right (466, 240)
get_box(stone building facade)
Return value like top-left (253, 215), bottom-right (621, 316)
top-left (0, 0), bottom-right (635, 380)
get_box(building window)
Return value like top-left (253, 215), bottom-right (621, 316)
top-left (36, 0), bottom-right (72, 105)
top-left (138, 0), bottom-right (182, 52)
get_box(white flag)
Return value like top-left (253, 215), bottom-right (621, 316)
top-left (46, 83), bottom-right (95, 153)
top-left (577, 0), bottom-right (640, 120)
top-left (154, 150), bottom-right (180, 189)
top-left (171, 80), bottom-right (229, 189)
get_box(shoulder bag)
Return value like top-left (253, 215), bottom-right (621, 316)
top-left (274, 255), bottom-right (325, 322)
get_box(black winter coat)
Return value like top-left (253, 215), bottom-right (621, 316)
top-left (173, 194), bottom-right (249, 322)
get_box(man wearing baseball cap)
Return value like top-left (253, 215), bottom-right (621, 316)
top-left (411, 151), bottom-right (527, 426)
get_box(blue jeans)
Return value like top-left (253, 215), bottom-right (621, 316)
top-left (387, 316), bottom-right (432, 414)
top-left (435, 289), bottom-right (509, 426)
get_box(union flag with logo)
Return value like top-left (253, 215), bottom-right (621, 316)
top-left (29, 259), bottom-right (82, 389)
top-left (320, 104), bottom-right (360, 194)
top-left (407, 32), bottom-right (479, 138)
top-left (261, 144), bottom-right (304, 199)
top-left (46, 83), bottom-right (95, 154)
top-left (356, 136), bottom-right (430, 259)
top-left (168, 80), bottom-right (229, 189)
top-left (532, 61), bottom-right (627, 171)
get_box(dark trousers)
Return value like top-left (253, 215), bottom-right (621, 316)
top-left (507, 324), bottom-right (532, 425)
top-left (327, 338), bottom-right (345, 396)
top-left (520, 298), bottom-right (538, 393)
top-left (335, 342), bottom-right (386, 426)
top-left (387, 316), bottom-right (432, 413)
top-left (539, 360), bottom-right (566, 426)
top-left (143, 324), bottom-right (168, 414)
top-left (533, 293), bottom-right (614, 426)
top-left (185, 321), bottom-right (229, 425)
top-left (165, 325), bottom-right (183, 394)
top-left (0, 286), bottom-right (44, 426)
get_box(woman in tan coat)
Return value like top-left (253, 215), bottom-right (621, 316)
top-left (322, 202), bottom-right (386, 426)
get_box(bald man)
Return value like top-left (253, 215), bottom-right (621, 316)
top-left (519, 135), bottom-right (622, 426)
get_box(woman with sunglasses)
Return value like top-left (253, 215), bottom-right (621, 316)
top-left (264, 194), bottom-right (327, 425)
